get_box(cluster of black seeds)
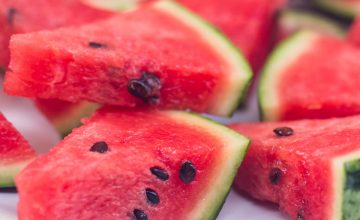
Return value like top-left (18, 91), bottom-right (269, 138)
top-left (131, 161), bottom-right (196, 220)
top-left (128, 71), bottom-right (162, 105)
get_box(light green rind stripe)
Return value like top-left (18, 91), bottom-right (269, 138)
top-left (314, 0), bottom-right (360, 18)
top-left (167, 111), bottom-right (250, 220)
top-left (279, 9), bottom-right (346, 37)
top-left (0, 159), bottom-right (35, 187)
top-left (155, 0), bottom-right (253, 117)
top-left (258, 31), bottom-right (319, 121)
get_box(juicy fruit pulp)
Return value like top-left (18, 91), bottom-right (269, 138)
top-left (4, 1), bottom-right (252, 116)
top-left (348, 17), bottom-right (360, 47)
top-left (0, 113), bottom-right (36, 187)
top-left (0, 0), bottom-right (113, 68)
top-left (230, 116), bottom-right (360, 220)
top-left (16, 108), bottom-right (249, 220)
top-left (259, 31), bottom-right (360, 121)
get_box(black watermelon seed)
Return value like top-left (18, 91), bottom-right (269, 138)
top-left (7, 8), bottom-right (17, 25)
top-left (273, 127), bottom-right (294, 137)
top-left (179, 161), bottom-right (196, 184)
top-left (128, 71), bottom-right (161, 105)
top-left (269, 168), bottom-right (282, 185)
top-left (150, 167), bottom-right (169, 181)
top-left (297, 209), bottom-right (305, 220)
top-left (145, 188), bottom-right (160, 205)
top-left (88, 41), bottom-right (107, 48)
top-left (133, 209), bottom-right (148, 220)
top-left (89, 141), bottom-right (109, 153)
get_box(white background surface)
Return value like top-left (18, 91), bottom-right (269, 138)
top-left (0, 83), bottom-right (287, 220)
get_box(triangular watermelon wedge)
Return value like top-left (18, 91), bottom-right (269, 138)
top-left (259, 31), bottom-right (360, 121)
top-left (16, 108), bottom-right (249, 219)
top-left (5, 1), bottom-right (252, 116)
top-left (0, 113), bottom-right (36, 187)
top-left (230, 116), bottom-right (360, 220)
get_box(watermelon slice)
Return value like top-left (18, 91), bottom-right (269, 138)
top-left (16, 108), bottom-right (249, 219)
top-left (314, 0), bottom-right (360, 18)
top-left (276, 9), bottom-right (345, 43)
top-left (230, 116), bottom-right (360, 220)
top-left (0, 0), bottom-right (115, 135)
top-left (0, 113), bottom-right (36, 187)
top-left (82, 0), bottom-right (285, 72)
top-left (34, 99), bottom-right (100, 137)
top-left (348, 16), bottom-right (360, 47)
top-left (259, 31), bottom-right (360, 121)
top-left (4, 1), bottom-right (252, 116)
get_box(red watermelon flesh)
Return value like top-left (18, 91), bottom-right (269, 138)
top-left (178, 0), bottom-right (285, 72)
top-left (4, 1), bottom-right (252, 116)
top-left (348, 16), bottom-right (360, 47)
top-left (230, 116), bottom-right (360, 220)
top-left (0, 0), bottom-right (114, 68)
top-left (0, 113), bottom-right (36, 187)
top-left (16, 108), bottom-right (249, 220)
top-left (259, 31), bottom-right (360, 121)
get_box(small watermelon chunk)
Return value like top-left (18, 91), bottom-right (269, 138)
top-left (0, 113), bottom-right (36, 187)
top-left (314, 0), bottom-right (360, 18)
top-left (259, 31), bottom-right (360, 121)
top-left (348, 16), bottom-right (360, 47)
top-left (34, 99), bottom-right (100, 137)
top-left (230, 116), bottom-right (360, 220)
top-left (276, 9), bottom-right (345, 43)
top-left (4, 1), bottom-right (252, 116)
top-left (16, 108), bottom-right (249, 219)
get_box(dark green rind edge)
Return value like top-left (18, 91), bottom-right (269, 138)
top-left (314, 0), bottom-right (359, 19)
top-left (173, 111), bottom-right (250, 220)
top-left (278, 9), bottom-right (346, 37)
top-left (343, 158), bottom-right (360, 220)
top-left (156, 1), bottom-right (253, 117)
top-left (258, 31), bottom-right (316, 121)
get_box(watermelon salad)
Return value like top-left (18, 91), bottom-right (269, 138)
top-left (3, 0), bottom-right (360, 220)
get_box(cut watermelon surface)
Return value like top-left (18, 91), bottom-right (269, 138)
top-left (82, 0), bottom-right (285, 72)
top-left (259, 31), bottom-right (360, 121)
top-left (4, 1), bottom-right (252, 116)
top-left (314, 0), bottom-right (360, 18)
top-left (34, 99), bottom-right (100, 137)
top-left (16, 108), bottom-right (249, 220)
top-left (348, 17), bottom-right (360, 47)
top-left (276, 9), bottom-right (345, 43)
top-left (0, 0), bottom-right (114, 68)
top-left (0, 113), bottom-right (36, 187)
top-left (230, 116), bottom-right (360, 220)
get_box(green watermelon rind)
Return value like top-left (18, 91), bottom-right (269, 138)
top-left (332, 150), bottom-right (360, 220)
top-left (314, 0), bottom-right (360, 18)
top-left (155, 1), bottom-right (253, 117)
top-left (258, 31), bottom-right (319, 121)
top-left (278, 9), bottom-right (346, 38)
top-left (0, 160), bottom-right (34, 187)
top-left (168, 111), bottom-right (250, 220)
top-left (82, 0), bottom-right (141, 11)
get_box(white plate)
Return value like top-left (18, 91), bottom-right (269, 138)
top-left (0, 84), bottom-right (287, 220)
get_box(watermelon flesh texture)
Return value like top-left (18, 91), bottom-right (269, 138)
top-left (348, 17), bottom-right (360, 47)
top-left (4, 1), bottom-right (252, 116)
top-left (0, 0), bottom-right (114, 133)
top-left (275, 9), bottom-right (345, 43)
top-left (34, 99), bottom-right (100, 137)
top-left (177, 0), bottom-right (285, 73)
top-left (259, 31), bottom-right (360, 121)
top-left (0, 113), bottom-right (36, 187)
top-left (0, 0), bottom-right (114, 69)
top-left (16, 108), bottom-right (249, 220)
top-left (230, 116), bottom-right (360, 220)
